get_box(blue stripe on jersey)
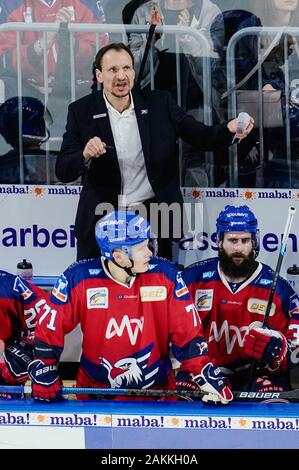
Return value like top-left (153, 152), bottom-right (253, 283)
top-left (172, 337), bottom-right (208, 362)
top-left (35, 339), bottom-right (63, 361)
top-left (182, 257), bottom-right (219, 286)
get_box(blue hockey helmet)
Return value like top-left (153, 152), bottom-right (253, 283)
top-left (0, 96), bottom-right (52, 146)
top-left (216, 205), bottom-right (259, 255)
top-left (95, 211), bottom-right (152, 259)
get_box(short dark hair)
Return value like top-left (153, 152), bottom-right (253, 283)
top-left (94, 42), bottom-right (135, 71)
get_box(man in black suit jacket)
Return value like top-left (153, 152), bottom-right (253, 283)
top-left (56, 42), bottom-right (253, 261)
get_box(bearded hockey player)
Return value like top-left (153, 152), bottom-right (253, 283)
top-left (29, 210), bottom-right (232, 403)
top-left (182, 205), bottom-right (299, 393)
top-left (0, 271), bottom-right (48, 386)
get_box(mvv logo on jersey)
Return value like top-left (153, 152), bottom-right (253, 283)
top-left (140, 286), bottom-right (167, 302)
top-left (195, 289), bottom-right (213, 311)
top-left (106, 315), bottom-right (144, 345)
top-left (87, 287), bottom-right (108, 309)
top-left (247, 298), bottom-right (276, 316)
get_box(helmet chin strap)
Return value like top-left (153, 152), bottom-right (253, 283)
top-left (111, 258), bottom-right (137, 277)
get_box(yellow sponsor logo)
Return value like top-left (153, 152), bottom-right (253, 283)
top-left (247, 298), bottom-right (276, 316)
top-left (140, 286), bottom-right (167, 302)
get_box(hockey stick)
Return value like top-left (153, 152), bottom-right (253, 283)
top-left (248, 206), bottom-right (296, 384)
top-left (262, 206), bottom-right (296, 328)
top-left (0, 385), bottom-right (298, 402)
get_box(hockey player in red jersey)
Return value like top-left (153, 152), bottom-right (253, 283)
top-left (0, 271), bottom-right (48, 386)
top-left (29, 210), bottom-right (233, 403)
top-left (182, 205), bottom-right (299, 393)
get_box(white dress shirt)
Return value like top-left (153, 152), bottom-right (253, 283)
top-left (103, 92), bottom-right (154, 207)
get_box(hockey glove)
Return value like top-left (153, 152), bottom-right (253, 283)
top-left (195, 363), bottom-right (233, 405)
top-left (244, 327), bottom-right (287, 371)
top-left (0, 337), bottom-right (34, 385)
top-left (28, 359), bottom-right (62, 402)
top-left (176, 371), bottom-right (201, 401)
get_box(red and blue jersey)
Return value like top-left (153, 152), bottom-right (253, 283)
top-left (182, 257), bottom-right (299, 372)
top-left (0, 270), bottom-right (48, 343)
top-left (34, 256), bottom-right (210, 390)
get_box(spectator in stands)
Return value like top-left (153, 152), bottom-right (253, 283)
top-left (234, 0), bottom-right (299, 187)
top-left (55, 42), bottom-right (254, 261)
top-left (128, 0), bottom-right (225, 186)
top-left (0, 96), bottom-right (58, 184)
top-left (0, 0), bottom-right (108, 140)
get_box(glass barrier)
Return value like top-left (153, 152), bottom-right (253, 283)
top-left (0, 0), bottom-right (298, 189)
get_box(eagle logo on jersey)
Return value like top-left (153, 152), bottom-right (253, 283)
top-left (13, 277), bottom-right (33, 301)
top-left (81, 343), bottom-right (161, 389)
top-left (88, 269), bottom-right (102, 276)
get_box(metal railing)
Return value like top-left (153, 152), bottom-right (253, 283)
top-left (226, 26), bottom-right (299, 187)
